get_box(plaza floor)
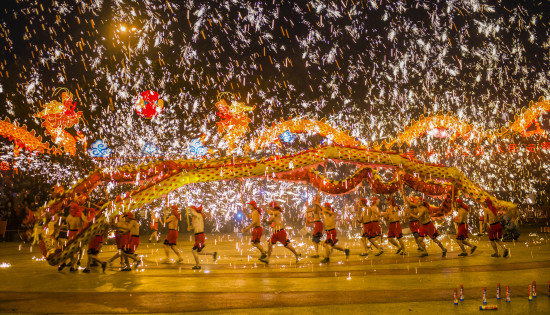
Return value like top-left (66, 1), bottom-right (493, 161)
top-left (0, 232), bottom-right (549, 314)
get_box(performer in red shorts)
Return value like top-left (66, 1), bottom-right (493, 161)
top-left (401, 184), bottom-right (427, 256)
top-left (314, 202), bottom-right (349, 263)
top-left (381, 196), bottom-right (406, 255)
top-left (483, 198), bottom-right (509, 258)
top-left (163, 205), bottom-right (183, 263)
top-left (454, 199), bottom-right (477, 257)
top-left (409, 197), bottom-right (448, 258)
top-left (242, 200), bottom-right (267, 260)
top-left (148, 211), bottom-right (162, 243)
top-left (107, 214), bottom-right (130, 268)
top-left (260, 201), bottom-right (301, 264)
top-left (356, 198), bottom-right (373, 256)
top-left (368, 197), bottom-right (384, 256)
top-left (121, 212), bottom-right (140, 271)
top-left (188, 205), bottom-right (217, 270)
top-left (306, 195), bottom-right (324, 258)
top-left (83, 226), bottom-right (107, 273)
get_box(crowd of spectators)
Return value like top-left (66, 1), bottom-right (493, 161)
top-left (0, 173), bottom-right (52, 241)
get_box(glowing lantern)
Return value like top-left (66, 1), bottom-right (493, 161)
top-left (0, 161), bottom-right (9, 171)
top-left (279, 130), bottom-right (296, 144)
top-left (87, 140), bottom-right (112, 157)
top-left (134, 90), bottom-right (164, 119)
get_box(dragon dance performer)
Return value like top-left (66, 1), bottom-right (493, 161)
top-left (358, 197), bottom-right (384, 256)
top-left (305, 195), bottom-right (324, 258)
top-left (107, 214), bottom-right (130, 268)
top-left (188, 205), bottom-right (217, 270)
top-left (58, 202), bottom-right (87, 272)
top-left (163, 205), bottom-right (184, 263)
top-left (409, 197), bottom-right (448, 258)
top-left (314, 201), bottom-right (350, 263)
top-left (121, 212), bottom-right (141, 271)
top-left (381, 196), bottom-right (406, 255)
top-left (260, 201), bottom-right (301, 265)
top-left (242, 200), bottom-right (267, 261)
top-left (454, 199), bottom-right (477, 257)
top-left (149, 211), bottom-right (163, 243)
top-left (401, 184), bottom-right (428, 256)
top-left (483, 198), bottom-right (509, 258)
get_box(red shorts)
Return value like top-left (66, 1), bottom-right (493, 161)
top-left (313, 221), bottom-right (323, 243)
top-left (68, 229), bottom-right (79, 240)
top-left (270, 229), bottom-right (290, 246)
top-left (116, 233), bottom-right (130, 250)
top-left (488, 222), bottom-right (503, 241)
top-left (126, 235), bottom-right (140, 254)
top-left (325, 229), bottom-right (338, 245)
top-left (164, 229), bottom-right (178, 246)
top-left (251, 226), bottom-right (263, 243)
top-left (87, 235), bottom-right (103, 255)
top-left (388, 221), bottom-right (403, 239)
top-left (422, 221), bottom-right (439, 239)
top-left (456, 223), bottom-right (468, 240)
top-left (362, 222), bottom-right (370, 237)
top-left (369, 221), bottom-right (381, 239)
top-left (150, 223), bottom-right (158, 231)
top-left (409, 220), bottom-right (424, 237)
top-left (193, 232), bottom-right (206, 252)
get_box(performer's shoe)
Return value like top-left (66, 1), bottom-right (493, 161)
top-left (259, 258), bottom-right (269, 264)
top-left (192, 265), bottom-right (201, 270)
top-left (396, 248), bottom-right (402, 255)
top-left (491, 253), bottom-right (500, 258)
top-left (458, 252), bottom-right (468, 257)
top-left (420, 252), bottom-right (428, 257)
top-left (213, 252), bottom-right (218, 262)
top-left (471, 246), bottom-right (477, 255)
top-left (295, 253), bottom-right (301, 263)
top-left (121, 267), bottom-right (131, 271)
top-left (259, 253), bottom-right (267, 260)
top-left (69, 267), bottom-right (77, 272)
top-left (311, 255), bottom-right (320, 258)
top-left (375, 250), bottom-right (384, 256)
top-left (58, 263), bottom-right (66, 271)
top-left (503, 249), bottom-right (509, 258)
top-left (176, 258), bottom-right (184, 263)
top-left (442, 249), bottom-right (447, 257)
top-left (344, 249), bottom-right (350, 257)
top-left (359, 252), bottom-right (368, 257)
top-left (101, 262), bottom-right (107, 273)
top-left (82, 268), bottom-right (91, 273)
top-left (321, 257), bottom-right (330, 263)
top-left (400, 251), bottom-right (407, 256)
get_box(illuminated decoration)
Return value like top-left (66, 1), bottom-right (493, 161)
top-left (279, 130), bottom-right (296, 143)
top-left (427, 127), bottom-right (451, 139)
top-left (87, 140), bottom-right (112, 157)
top-left (188, 137), bottom-right (208, 156)
top-left (255, 117), bottom-right (361, 149)
top-left (0, 89), bottom-right (85, 156)
top-left (0, 117), bottom-right (59, 156)
top-left (37, 145), bottom-right (516, 267)
top-left (34, 89), bottom-right (84, 155)
top-left (134, 90), bottom-right (164, 119)
top-left (215, 93), bottom-right (255, 151)
top-left (381, 98), bottom-right (550, 150)
top-left (0, 161), bottom-right (9, 171)
top-left (141, 142), bottom-right (160, 156)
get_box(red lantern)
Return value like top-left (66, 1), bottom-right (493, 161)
top-left (134, 90), bottom-right (164, 119)
top-left (0, 161), bottom-right (9, 171)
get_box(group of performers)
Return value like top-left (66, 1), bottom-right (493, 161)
top-left (47, 182), bottom-right (512, 273)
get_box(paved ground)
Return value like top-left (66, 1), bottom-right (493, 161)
top-left (0, 232), bottom-right (549, 314)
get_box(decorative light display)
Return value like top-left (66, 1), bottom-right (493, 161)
top-left (133, 90), bottom-right (164, 119)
